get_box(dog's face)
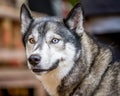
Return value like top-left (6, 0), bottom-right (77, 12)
top-left (20, 4), bottom-right (83, 75)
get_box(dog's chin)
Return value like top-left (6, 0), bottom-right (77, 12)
top-left (31, 60), bottom-right (59, 74)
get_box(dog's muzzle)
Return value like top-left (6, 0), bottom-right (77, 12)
top-left (32, 60), bottom-right (59, 73)
top-left (28, 54), bottom-right (59, 73)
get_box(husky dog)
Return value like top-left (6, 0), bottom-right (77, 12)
top-left (20, 3), bottom-right (120, 96)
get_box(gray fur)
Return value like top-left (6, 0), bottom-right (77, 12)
top-left (21, 3), bottom-right (120, 96)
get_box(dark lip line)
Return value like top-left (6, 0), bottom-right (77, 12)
top-left (32, 60), bottom-right (59, 73)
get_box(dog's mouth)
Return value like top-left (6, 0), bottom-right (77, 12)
top-left (31, 60), bottom-right (59, 73)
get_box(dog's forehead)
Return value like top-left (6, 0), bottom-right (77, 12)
top-left (31, 17), bottom-right (64, 34)
top-left (34, 16), bottom-right (63, 23)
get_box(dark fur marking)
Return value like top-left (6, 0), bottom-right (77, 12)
top-left (22, 19), bottom-right (34, 46)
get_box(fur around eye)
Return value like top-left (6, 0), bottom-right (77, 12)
top-left (29, 38), bottom-right (36, 44)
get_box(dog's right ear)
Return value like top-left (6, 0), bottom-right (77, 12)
top-left (20, 4), bottom-right (33, 35)
top-left (64, 3), bottom-right (84, 36)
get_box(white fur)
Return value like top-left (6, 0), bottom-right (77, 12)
top-left (25, 19), bottom-right (80, 95)
top-left (26, 39), bottom-right (77, 95)
top-left (35, 45), bottom-right (75, 96)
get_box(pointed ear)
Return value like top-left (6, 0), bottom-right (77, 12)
top-left (20, 4), bottom-right (33, 35)
top-left (64, 3), bottom-right (84, 36)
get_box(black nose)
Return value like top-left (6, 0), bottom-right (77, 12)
top-left (28, 54), bottom-right (41, 66)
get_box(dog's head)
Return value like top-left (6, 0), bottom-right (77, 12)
top-left (20, 3), bottom-right (84, 75)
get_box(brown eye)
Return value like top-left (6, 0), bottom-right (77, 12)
top-left (29, 38), bottom-right (36, 44)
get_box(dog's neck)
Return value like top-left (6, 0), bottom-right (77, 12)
top-left (36, 32), bottom-right (99, 96)
top-left (36, 69), bottom-right (60, 96)
top-left (36, 60), bottom-right (75, 96)
top-left (58, 32), bottom-right (112, 96)
top-left (36, 32), bottom-right (112, 96)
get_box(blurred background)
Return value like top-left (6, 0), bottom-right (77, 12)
top-left (0, 0), bottom-right (120, 96)
top-left (0, 0), bottom-right (78, 96)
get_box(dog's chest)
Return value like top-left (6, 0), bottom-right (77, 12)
top-left (36, 70), bottom-right (61, 96)
top-left (36, 62), bottom-right (74, 96)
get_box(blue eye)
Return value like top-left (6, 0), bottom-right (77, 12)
top-left (51, 38), bottom-right (60, 44)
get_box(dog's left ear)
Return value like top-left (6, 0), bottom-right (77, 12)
top-left (20, 4), bottom-right (33, 35)
top-left (64, 3), bottom-right (84, 36)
